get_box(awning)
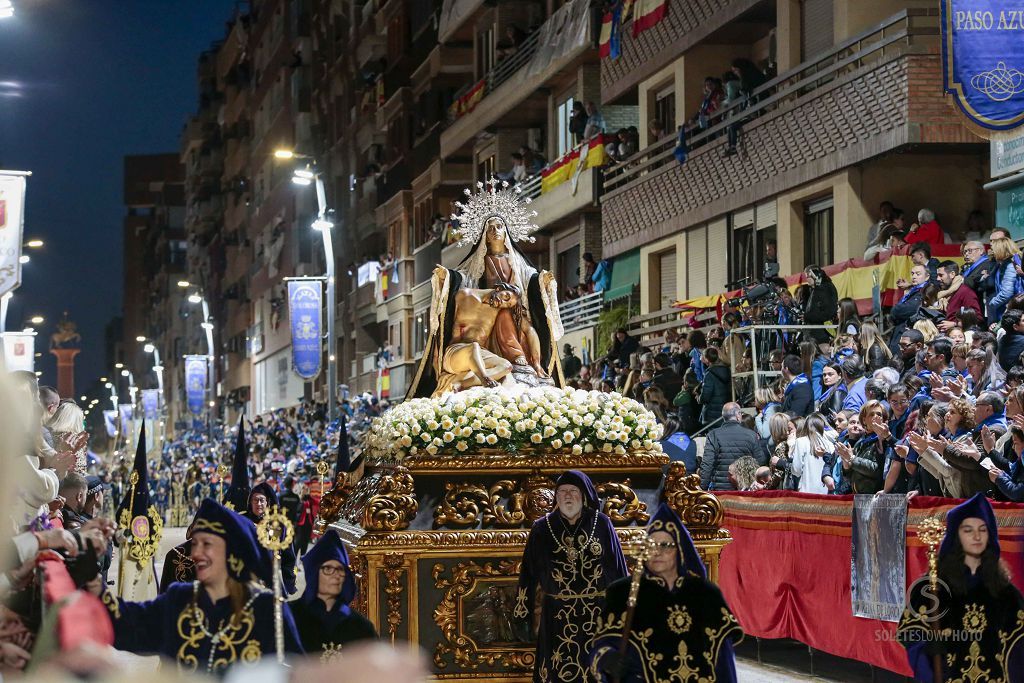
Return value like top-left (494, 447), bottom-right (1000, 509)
top-left (604, 249), bottom-right (640, 302)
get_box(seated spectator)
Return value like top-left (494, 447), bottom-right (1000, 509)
top-left (721, 71), bottom-right (742, 108)
top-left (496, 152), bottom-right (526, 183)
top-left (583, 101), bottom-right (605, 140)
top-left (935, 260), bottom-right (982, 333)
top-left (859, 321), bottom-right (892, 373)
top-left (818, 362), bottom-right (848, 415)
top-left (780, 354), bottom-right (813, 414)
top-left (998, 309), bottom-right (1024, 372)
top-left (520, 145), bottom-right (546, 174)
top-left (990, 423), bottom-right (1024, 501)
top-left (890, 264), bottom-right (929, 351)
top-left (841, 357), bottom-right (869, 412)
top-left (905, 208), bottom-right (945, 246)
top-left (607, 327), bottom-right (639, 367)
top-left (909, 242), bottom-right (940, 283)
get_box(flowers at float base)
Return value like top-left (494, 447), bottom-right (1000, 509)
top-left (363, 386), bottom-right (663, 461)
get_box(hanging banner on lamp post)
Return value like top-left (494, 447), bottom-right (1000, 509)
top-left (1, 331), bottom-right (34, 372)
top-left (287, 278), bottom-right (323, 380)
top-left (941, 1), bottom-right (1024, 131)
top-left (103, 410), bottom-right (118, 438)
top-left (0, 172), bottom-right (27, 298)
top-left (141, 389), bottom-right (160, 419)
top-left (184, 355), bottom-right (208, 416)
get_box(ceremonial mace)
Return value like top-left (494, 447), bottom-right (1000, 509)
top-left (613, 537), bottom-right (655, 683)
top-left (116, 470), bottom-right (139, 597)
top-left (316, 459), bottom-right (329, 498)
top-left (217, 464), bottom-right (229, 502)
top-left (917, 516), bottom-right (946, 681)
top-left (257, 506), bottom-right (295, 663)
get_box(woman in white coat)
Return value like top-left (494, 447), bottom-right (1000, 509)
top-left (789, 413), bottom-right (835, 494)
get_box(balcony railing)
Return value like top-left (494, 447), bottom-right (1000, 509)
top-left (558, 291), bottom-right (602, 333)
top-left (446, 28), bottom-right (541, 125)
top-left (603, 8), bottom-right (938, 197)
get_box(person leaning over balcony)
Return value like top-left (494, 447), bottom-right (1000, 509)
top-left (864, 201), bottom-right (895, 258)
top-left (590, 254), bottom-right (611, 293)
top-left (583, 100), bottom-right (605, 140)
top-left (904, 208), bottom-right (946, 246)
top-left (723, 58), bottom-right (767, 156)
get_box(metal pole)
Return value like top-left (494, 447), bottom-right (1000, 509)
top-left (314, 175), bottom-right (337, 422)
top-left (201, 297), bottom-right (215, 438)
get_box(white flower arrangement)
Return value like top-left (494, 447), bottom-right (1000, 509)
top-left (364, 387), bottom-right (664, 461)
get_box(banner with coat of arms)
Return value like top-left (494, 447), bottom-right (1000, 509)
top-left (0, 173), bottom-right (27, 298)
top-left (287, 279), bottom-right (323, 380)
top-left (942, 0), bottom-right (1024, 130)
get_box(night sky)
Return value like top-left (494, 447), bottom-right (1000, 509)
top-left (0, 0), bottom-right (237, 394)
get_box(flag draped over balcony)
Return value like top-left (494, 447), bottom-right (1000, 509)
top-left (632, 0), bottom-right (668, 37)
top-left (598, 6), bottom-right (622, 59)
top-left (540, 133), bottom-right (614, 193)
top-left (447, 78), bottom-right (486, 120)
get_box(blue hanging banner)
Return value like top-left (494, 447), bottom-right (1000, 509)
top-left (184, 355), bottom-right (208, 416)
top-left (142, 389), bottom-right (160, 419)
top-left (287, 278), bottom-right (323, 380)
top-left (942, 1), bottom-right (1024, 130)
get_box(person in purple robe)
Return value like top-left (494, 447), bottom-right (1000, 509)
top-left (515, 470), bottom-right (627, 682)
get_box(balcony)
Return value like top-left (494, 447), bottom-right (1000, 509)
top-left (600, 8), bottom-right (977, 257)
top-left (437, 0), bottom-right (486, 45)
top-left (601, 0), bottom-right (767, 103)
top-left (410, 44), bottom-right (474, 92)
top-left (528, 165), bottom-right (601, 232)
top-left (440, 0), bottom-right (596, 159)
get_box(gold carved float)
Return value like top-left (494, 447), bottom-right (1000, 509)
top-left (323, 453), bottom-right (730, 682)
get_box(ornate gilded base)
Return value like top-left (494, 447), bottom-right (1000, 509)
top-left (327, 454), bottom-right (729, 681)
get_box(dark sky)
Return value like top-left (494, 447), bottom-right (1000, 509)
top-left (0, 0), bottom-right (237, 395)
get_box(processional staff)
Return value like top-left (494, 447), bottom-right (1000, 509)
top-left (613, 537), bottom-right (656, 683)
top-left (256, 506), bottom-right (295, 663)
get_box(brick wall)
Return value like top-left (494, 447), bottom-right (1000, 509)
top-left (601, 53), bottom-right (982, 258)
top-left (600, 0), bottom-right (761, 104)
top-left (604, 105), bottom-right (639, 132)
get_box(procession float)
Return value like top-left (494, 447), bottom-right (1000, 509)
top-left (319, 179), bottom-right (731, 681)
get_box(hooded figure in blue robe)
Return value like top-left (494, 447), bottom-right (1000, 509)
top-left (587, 503), bottom-right (741, 682)
top-left (516, 470), bottom-right (628, 682)
top-left (897, 493), bottom-right (1024, 682)
top-left (100, 498), bottom-right (303, 677)
top-left (244, 481), bottom-right (297, 595)
top-left (290, 529), bottom-right (377, 657)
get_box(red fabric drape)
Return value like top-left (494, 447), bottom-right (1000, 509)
top-left (716, 491), bottom-right (1024, 675)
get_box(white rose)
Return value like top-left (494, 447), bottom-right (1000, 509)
top-left (427, 419), bottom-right (440, 430)
top-left (563, 432), bottom-right (574, 443)
top-left (426, 444), bottom-right (439, 455)
top-left (531, 433), bottom-right (543, 444)
top-left (614, 445), bottom-right (626, 455)
top-left (551, 439), bottom-right (562, 450)
top-left (443, 432), bottom-right (455, 443)
top-left (485, 434), bottom-right (498, 445)
top-left (572, 444), bottom-right (583, 455)
top-left (584, 443), bottom-right (595, 453)
top-left (602, 443), bottom-right (613, 453)
top-left (456, 440), bottom-right (469, 452)
top-left (476, 433), bottom-right (486, 444)
top-left (543, 426), bottom-right (556, 437)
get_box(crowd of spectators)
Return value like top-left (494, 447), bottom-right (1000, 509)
top-left (560, 211), bottom-right (1024, 501)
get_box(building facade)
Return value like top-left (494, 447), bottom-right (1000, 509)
top-left (171, 0), bottom-right (989, 426)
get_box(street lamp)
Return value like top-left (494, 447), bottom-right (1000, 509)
top-left (29, 315), bottom-right (43, 324)
top-left (185, 289), bottom-right (216, 427)
top-left (18, 255), bottom-right (29, 264)
top-left (275, 148), bottom-right (337, 421)
top-left (24, 239), bottom-right (43, 249)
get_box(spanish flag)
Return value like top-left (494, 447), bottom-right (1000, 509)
top-left (632, 0), bottom-right (668, 37)
top-left (598, 8), bottom-right (621, 59)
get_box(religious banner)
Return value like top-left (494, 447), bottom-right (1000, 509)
top-left (0, 172), bottom-right (27, 298)
top-left (141, 389), bottom-right (159, 420)
top-left (941, 0), bottom-right (1024, 130)
top-left (287, 279), bottom-right (323, 380)
top-left (851, 494), bottom-right (907, 622)
top-left (184, 355), bottom-right (207, 416)
top-left (1, 331), bottom-right (34, 372)
top-left (103, 410), bottom-right (118, 438)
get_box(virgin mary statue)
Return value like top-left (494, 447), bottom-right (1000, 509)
top-left (407, 179), bottom-right (565, 399)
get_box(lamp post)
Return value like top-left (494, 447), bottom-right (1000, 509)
top-left (186, 286), bottom-right (216, 433)
top-left (275, 149), bottom-right (337, 422)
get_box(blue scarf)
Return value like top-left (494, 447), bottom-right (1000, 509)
top-left (785, 373), bottom-right (808, 396)
top-left (761, 401), bottom-right (781, 416)
top-left (974, 411), bottom-right (1008, 435)
top-left (898, 282), bottom-right (926, 305)
top-left (962, 254), bottom-right (988, 279)
top-left (820, 382), bottom-right (847, 402)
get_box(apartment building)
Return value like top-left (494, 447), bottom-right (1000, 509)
top-left (599, 0), bottom-right (987, 317)
top-left (122, 153), bottom-right (187, 429)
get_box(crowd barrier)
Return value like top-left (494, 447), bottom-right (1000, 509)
top-left (716, 491), bottom-right (1024, 675)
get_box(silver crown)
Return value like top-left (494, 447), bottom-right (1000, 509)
top-left (450, 178), bottom-right (538, 247)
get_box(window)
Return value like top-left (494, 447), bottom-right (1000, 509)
top-left (558, 244), bottom-right (581, 292)
top-left (729, 209), bottom-right (755, 284)
top-left (805, 198), bottom-right (834, 268)
top-left (555, 95), bottom-right (575, 158)
top-left (477, 26), bottom-right (495, 77)
top-left (413, 309), bottom-right (428, 356)
top-left (477, 154), bottom-right (496, 184)
top-left (653, 84), bottom-right (675, 134)
top-left (654, 249), bottom-right (677, 310)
